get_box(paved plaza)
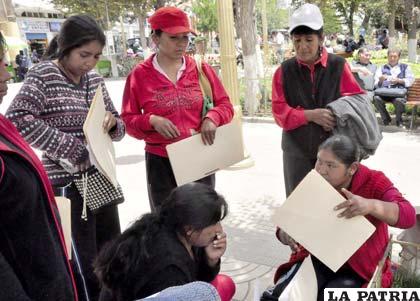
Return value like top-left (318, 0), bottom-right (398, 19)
top-left (2, 80), bottom-right (420, 300)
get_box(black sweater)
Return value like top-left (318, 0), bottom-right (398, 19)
top-left (100, 227), bottom-right (220, 301)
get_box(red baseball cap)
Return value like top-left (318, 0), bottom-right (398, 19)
top-left (149, 7), bottom-right (196, 35)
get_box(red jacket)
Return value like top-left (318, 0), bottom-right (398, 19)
top-left (274, 164), bottom-right (416, 288)
top-left (0, 114), bottom-right (78, 300)
top-left (121, 55), bottom-right (234, 157)
top-left (272, 47), bottom-right (364, 131)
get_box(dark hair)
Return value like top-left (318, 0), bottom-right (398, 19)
top-left (44, 15), bottom-right (105, 60)
top-left (291, 26), bottom-right (323, 38)
top-left (93, 183), bottom-right (228, 294)
top-left (151, 29), bottom-right (163, 37)
top-left (318, 135), bottom-right (360, 166)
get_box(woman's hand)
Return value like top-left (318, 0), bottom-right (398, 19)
top-left (335, 188), bottom-right (372, 218)
top-left (150, 115), bottom-right (180, 139)
top-left (305, 109), bottom-right (336, 131)
top-left (205, 231), bottom-right (227, 267)
top-left (103, 111), bottom-right (117, 133)
top-left (200, 118), bottom-right (217, 145)
top-left (75, 158), bottom-right (91, 173)
top-left (277, 228), bottom-right (299, 253)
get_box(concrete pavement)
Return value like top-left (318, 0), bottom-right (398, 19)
top-left (2, 80), bottom-right (420, 300)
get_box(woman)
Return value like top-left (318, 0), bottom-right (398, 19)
top-left (6, 15), bottom-right (125, 300)
top-left (271, 3), bottom-right (364, 197)
top-left (0, 33), bottom-right (77, 300)
top-left (276, 135), bottom-right (416, 300)
top-left (121, 6), bottom-right (234, 211)
top-left (94, 183), bottom-right (235, 301)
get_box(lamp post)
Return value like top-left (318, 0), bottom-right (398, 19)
top-left (215, 0), bottom-right (239, 107)
top-left (216, 0), bottom-right (254, 169)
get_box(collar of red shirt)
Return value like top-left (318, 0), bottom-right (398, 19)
top-left (296, 47), bottom-right (328, 69)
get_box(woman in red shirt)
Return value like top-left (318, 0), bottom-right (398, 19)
top-left (276, 134), bottom-right (416, 300)
top-left (271, 3), bottom-right (363, 197)
top-left (121, 7), bottom-right (233, 211)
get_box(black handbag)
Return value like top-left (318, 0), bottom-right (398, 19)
top-left (374, 87), bottom-right (407, 98)
top-left (73, 166), bottom-right (124, 219)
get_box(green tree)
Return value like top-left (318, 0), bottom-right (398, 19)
top-left (192, 0), bottom-right (218, 34)
top-left (51, 0), bottom-right (125, 29)
top-left (255, 0), bottom-right (288, 34)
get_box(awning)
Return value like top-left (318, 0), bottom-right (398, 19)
top-left (25, 33), bottom-right (47, 40)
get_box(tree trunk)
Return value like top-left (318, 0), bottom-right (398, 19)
top-left (237, 0), bottom-right (259, 115)
top-left (388, 0), bottom-right (396, 48)
top-left (405, 0), bottom-right (417, 62)
top-left (136, 10), bottom-right (148, 51)
top-left (361, 10), bottom-right (371, 31)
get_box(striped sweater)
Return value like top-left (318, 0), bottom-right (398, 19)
top-left (6, 60), bottom-right (125, 186)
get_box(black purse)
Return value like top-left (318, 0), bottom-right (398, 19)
top-left (374, 87), bottom-right (407, 98)
top-left (73, 166), bottom-right (124, 219)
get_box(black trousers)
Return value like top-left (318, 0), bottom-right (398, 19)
top-left (373, 95), bottom-right (406, 125)
top-left (54, 184), bottom-right (121, 301)
top-left (145, 152), bottom-right (215, 212)
top-left (283, 151), bottom-right (317, 197)
top-left (312, 255), bottom-right (364, 301)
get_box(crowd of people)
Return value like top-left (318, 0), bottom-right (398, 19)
top-left (0, 3), bottom-right (417, 301)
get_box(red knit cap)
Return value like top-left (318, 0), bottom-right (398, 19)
top-left (149, 7), bottom-right (196, 35)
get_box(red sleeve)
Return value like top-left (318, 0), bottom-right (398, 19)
top-left (340, 62), bottom-right (365, 96)
top-left (121, 71), bottom-right (154, 140)
top-left (382, 187), bottom-right (416, 229)
top-left (201, 63), bottom-right (234, 126)
top-left (271, 67), bottom-right (307, 131)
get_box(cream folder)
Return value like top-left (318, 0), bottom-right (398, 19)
top-left (272, 170), bottom-right (375, 272)
top-left (83, 86), bottom-right (118, 187)
top-left (55, 196), bottom-right (72, 259)
top-left (167, 118), bottom-right (245, 186)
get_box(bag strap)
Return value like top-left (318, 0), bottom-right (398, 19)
top-left (196, 57), bottom-right (213, 104)
top-left (81, 173), bottom-right (88, 221)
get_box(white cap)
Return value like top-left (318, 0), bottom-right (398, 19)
top-left (289, 3), bottom-right (323, 34)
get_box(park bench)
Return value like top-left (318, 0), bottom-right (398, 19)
top-left (406, 78), bottom-right (420, 130)
top-left (334, 51), bottom-right (353, 59)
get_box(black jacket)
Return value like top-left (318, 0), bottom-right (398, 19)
top-left (100, 227), bottom-right (220, 301)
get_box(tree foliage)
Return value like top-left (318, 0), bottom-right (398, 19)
top-left (192, 0), bottom-right (218, 34)
top-left (255, 0), bottom-right (288, 34)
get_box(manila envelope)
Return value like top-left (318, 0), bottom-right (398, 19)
top-left (83, 86), bottom-right (118, 187)
top-left (167, 118), bottom-right (245, 186)
top-left (272, 170), bottom-right (375, 272)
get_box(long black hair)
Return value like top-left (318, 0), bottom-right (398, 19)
top-left (93, 183), bottom-right (228, 293)
top-left (43, 15), bottom-right (105, 60)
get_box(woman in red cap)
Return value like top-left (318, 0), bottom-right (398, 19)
top-left (121, 6), bottom-right (234, 212)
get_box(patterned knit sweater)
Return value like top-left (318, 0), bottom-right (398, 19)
top-left (6, 60), bottom-right (125, 186)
